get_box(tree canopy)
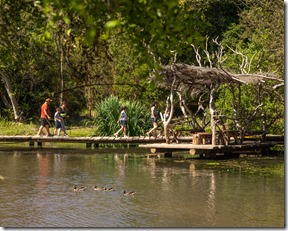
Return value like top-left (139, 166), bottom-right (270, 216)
top-left (0, 0), bottom-right (284, 135)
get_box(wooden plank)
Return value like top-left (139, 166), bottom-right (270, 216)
top-left (0, 136), bottom-right (283, 151)
top-left (140, 141), bottom-right (282, 153)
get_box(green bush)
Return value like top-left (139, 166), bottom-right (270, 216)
top-left (93, 96), bottom-right (151, 136)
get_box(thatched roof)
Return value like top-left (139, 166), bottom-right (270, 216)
top-left (160, 63), bottom-right (282, 97)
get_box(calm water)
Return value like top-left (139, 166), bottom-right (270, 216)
top-left (0, 146), bottom-right (284, 228)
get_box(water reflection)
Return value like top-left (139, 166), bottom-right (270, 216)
top-left (146, 156), bottom-right (156, 178)
top-left (206, 173), bottom-right (216, 224)
top-left (36, 153), bottom-right (49, 194)
top-left (114, 153), bottom-right (127, 177)
top-left (0, 148), bottom-right (284, 228)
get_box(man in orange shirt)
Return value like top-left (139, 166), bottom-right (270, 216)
top-left (36, 98), bottom-right (53, 137)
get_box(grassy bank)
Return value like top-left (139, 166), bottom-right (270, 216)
top-left (0, 120), bottom-right (96, 137)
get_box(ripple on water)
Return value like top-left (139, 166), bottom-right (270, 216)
top-left (0, 153), bottom-right (284, 227)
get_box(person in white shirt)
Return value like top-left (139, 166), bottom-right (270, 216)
top-left (114, 106), bottom-right (128, 138)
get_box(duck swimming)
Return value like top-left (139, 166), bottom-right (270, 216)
top-left (93, 185), bottom-right (105, 191)
top-left (73, 186), bottom-right (86, 191)
top-left (104, 187), bottom-right (115, 192)
top-left (123, 190), bottom-right (135, 195)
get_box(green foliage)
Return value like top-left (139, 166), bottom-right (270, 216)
top-left (0, 119), bottom-right (38, 135)
top-left (93, 96), bottom-right (151, 136)
top-left (93, 96), bottom-right (120, 136)
top-left (0, 0), bottom-right (284, 136)
top-left (221, 0), bottom-right (284, 75)
top-left (109, 30), bottom-right (168, 106)
top-left (215, 84), bottom-right (284, 135)
top-left (125, 100), bottom-right (151, 136)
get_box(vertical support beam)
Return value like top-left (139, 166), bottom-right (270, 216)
top-left (209, 82), bottom-right (219, 145)
top-left (94, 143), bottom-right (99, 149)
top-left (29, 142), bottom-right (34, 147)
top-left (86, 143), bottom-right (92, 148)
top-left (37, 142), bottom-right (42, 147)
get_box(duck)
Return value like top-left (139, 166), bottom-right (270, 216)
top-left (78, 186), bottom-right (86, 191)
top-left (92, 185), bottom-right (105, 191)
top-left (123, 190), bottom-right (135, 196)
top-left (73, 186), bottom-right (86, 191)
top-left (104, 187), bottom-right (115, 192)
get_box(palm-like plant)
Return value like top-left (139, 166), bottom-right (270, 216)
top-left (94, 96), bottom-right (151, 136)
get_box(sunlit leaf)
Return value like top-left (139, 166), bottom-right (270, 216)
top-left (104, 20), bottom-right (119, 29)
top-left (63, 16), bottom-right (70, 24)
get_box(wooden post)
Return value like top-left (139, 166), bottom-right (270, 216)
top-left (209, 82), bottom-right (219, 145)
top-left (37, 142), bottom-right (42, 147)
top-left (29, 142), bottom-right (34, 147)
top-left (86, 143), bottom-right (92, 148)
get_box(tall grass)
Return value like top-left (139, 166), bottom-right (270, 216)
top-left (93, 96), bottom-right (151, 136)
top-left (0, 119), bottom-right (38, 135)
top-left (0, 118), bottom-right (95, 136)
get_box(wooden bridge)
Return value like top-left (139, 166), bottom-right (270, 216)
top-left (0, 135), bottom-right (191, 148)
top-left (140, 140), bottom-right (283, 157)
top-left (0, 134), bottom-right (283, 158)
top-left (140, 134), bottom-right (284, 158)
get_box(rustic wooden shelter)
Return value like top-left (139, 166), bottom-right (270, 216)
top-left (159, 63), bottom-right (282, 144)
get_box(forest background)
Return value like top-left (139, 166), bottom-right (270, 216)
top-left (0, 0), bottom-right (284, 136)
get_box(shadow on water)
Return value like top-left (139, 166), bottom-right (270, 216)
top-left (0, 145), bottom-right (284, 228)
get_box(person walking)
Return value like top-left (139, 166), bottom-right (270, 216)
top-left (114, 106), bottom-right (128, 138)
top-left (146, 102), bottom-right (159, 138)
top-left (59, 101), bottom-right (68, 136)
top-left (54, 107), bottom-right (64, 136)
top-left (36, 98), bottom-right (53, 137)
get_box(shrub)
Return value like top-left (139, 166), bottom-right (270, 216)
top-left (93, 96), bottom-right (151, 136)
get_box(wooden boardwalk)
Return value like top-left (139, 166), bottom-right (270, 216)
top-left (139, 140), bottom-right (283, 156)
top-left (0, 135), bottom-right (283, 158)
top-left (0, 135), bottom-right (192, 147)
top-left (139, 135), bottom-right (284, 157)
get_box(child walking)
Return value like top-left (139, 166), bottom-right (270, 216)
top-left (59, 101), bottom-right (68, 136)
top-left (114, 106), bottom-right (128, 138)
top-left (54, 107), bottom-right (65, 136)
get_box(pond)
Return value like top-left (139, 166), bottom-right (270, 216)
top-left (0, 146), bottom-right (284, 228)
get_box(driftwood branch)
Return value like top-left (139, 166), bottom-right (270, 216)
top-left (190, 44), bottom-right (202, 67)
top-left (157, 37), bottom-right (282, 141)
top-left (212, 37), bottom-right (227, 67)
top-left (204, 36), bottom-right (213, 68)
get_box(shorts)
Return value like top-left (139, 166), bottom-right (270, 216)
top-left (40, 118), bottom-right (49, 126)
top-left (55, 121), bottom-right (62, 129)
top-left (120, 120), bottom-right (127, 126)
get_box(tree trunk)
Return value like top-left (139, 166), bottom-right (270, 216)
top-left (60, 45), bottom-right (64, 103)
top-left (163, 93), bottom-right (174, 144)
top-left (209, 83), bottom-right (219, 145)
top-left (163, 66), bottom-right (177, 144)
top-left (0, 70), bottom-right (21, 120)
